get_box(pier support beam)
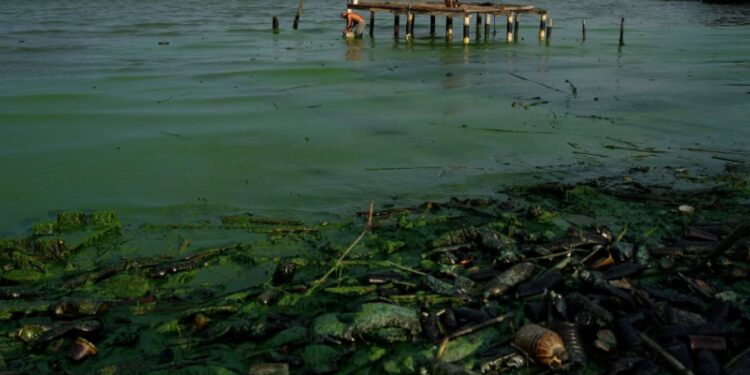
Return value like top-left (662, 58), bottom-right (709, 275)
top-left (514, 14), bottom-right (519, 39)
top-left (506, 13), bottom-right (514, 42)
top-left (484, 13), bottom-right (491, 41)
top-left (475, 14), bottom-right (482, 41)
top-left (430, 15), bottom-right (436, 36)
top-left (394, 13), bottom-right (400, 39)
top-left (546, 19), bottom-right (552, 45)
top-left (446, 16), bottom-right (453, 41)
top-left (463, 14), bottom-right (470, 44)
top-left (406, 13), bottom-right (413, 40)
top-left (539, 13), bottom-right (547, 41)
top-left (370, 11), bottom-right (375, 37)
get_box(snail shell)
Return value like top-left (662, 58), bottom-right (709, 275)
top-left (514, 324), bottom-right (568, 368)
top-left (69, 337), bottom-right (97, 361)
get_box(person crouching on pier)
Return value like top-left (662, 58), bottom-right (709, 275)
top-left (341, 11), bottom-right (366, 38)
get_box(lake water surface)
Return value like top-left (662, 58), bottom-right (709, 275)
top-left (1, 0), bottom-right (749, 234)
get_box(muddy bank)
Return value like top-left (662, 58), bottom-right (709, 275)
top-left (1, 165), bottom-right (749, 374)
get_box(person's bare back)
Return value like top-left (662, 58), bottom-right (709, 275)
top-left (340, 12), bottom-right (366, 37)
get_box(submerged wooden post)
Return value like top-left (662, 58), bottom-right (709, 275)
top-left (293, 2), bottom-right (301, 29)
top-left (484, 13), bottom-right (491, 41)
top-left (463, 14), bottom-right (470, 44)
top-left (582, 19), bottom-right (586, 42)
top-left (514, 13), bottom-right (519, 39)
top-left (430, 15), bottom-right (436, 36)
top-left (394, 13), bottom-right (400, 39)
top-left (406, 12), bottom-right (413, 40)
top-left (546, 19), bottom-right (552, 45)
top-left (539, 13), bottom-right (547, 41)
top-left (370, 11), bottom-right (375, 37)
top-left (273, 16), bottom-right (279, 33)
top-left (446, 16), bottom-right (453, 41)
top-left (619, 17), bottom-right (625, 46)
top-left (476, 14), bottom-right (482, 41)
top-left (506, 13), bottom-right (514, 42)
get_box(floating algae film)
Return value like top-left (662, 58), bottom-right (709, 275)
top-left (1, 0), bottom-right (750, 374)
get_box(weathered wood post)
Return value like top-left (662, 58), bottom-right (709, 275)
top-left (539, 13), bottom-right (547, 41)
top-left (463, 14), bottom-right (470, 44)
top-left (273, 16), bottom-right (279, 33)
top-left (582, 19), bottom-right (586, 42)
top-left (394, 13), bottom-right (400, 39)
top-left (514, 13), bottom-right (519, 39)
top-left (484, 13), bottom-right (491, 41)
top-left (619, 17), bottom-right (625, 47)
top-left (406, 12), bottom-right (413, 40)
top-left (546, 19), bottom-right (552, 45)
top-left (370, 11), bottom-right (375, 37)
top-left (506, 13), bottom-right (514, 42)
top-left (293, 0), bottom-right (302, 30)
top-left (430, 15), bottom-right (436, 36)
top-left (476, 14), bottom-right (482, 41)
top-left (446, 16), bottom-right (453, 41)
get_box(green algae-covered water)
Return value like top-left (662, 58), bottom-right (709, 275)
top-left (1, 0), bottom-right (749, 234)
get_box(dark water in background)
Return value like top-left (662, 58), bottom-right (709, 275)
top-left (1, 0), bottom-right (749, 233)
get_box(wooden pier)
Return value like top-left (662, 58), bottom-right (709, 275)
top-left (346, 1), bottom-right (550, 43)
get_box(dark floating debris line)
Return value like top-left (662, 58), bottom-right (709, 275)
top-left (508, 72), bottom-right (566, 93)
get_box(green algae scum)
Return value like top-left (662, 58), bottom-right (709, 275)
top-left (2, 0), bottom-right (750, 373)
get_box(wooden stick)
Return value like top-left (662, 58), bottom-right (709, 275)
top-left (619, 17), bottom-right (625, 46)
top-left (307, 202), bottom-right (374, 295)
top-left (696, 219), bottom-right (750, 269)
top-left (272, 16), bottom-right (279, 33)
top-left (430, 15), bottom-right (436, 36)
top-left (438, 313), bottom-right (513, 358)
top-left (637, 331), bottom-right (695, 375)
top-left (582, 19), bottom-right (586, 41)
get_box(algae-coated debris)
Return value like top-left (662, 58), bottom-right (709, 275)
top-left (31, 221), bottom-right (56, 237)
top-left (264, 325), bottom-right (308, 348)
top-left (441, 328), bottom-right (502, 363)
top-left (301, 344), bottom-right (340, 374)
top-left (97, 274), bottom-right (150, 299)
top-left (312, 313), bottom-right (348, 342)
top-left (348, 303), bottom-right (421, 340)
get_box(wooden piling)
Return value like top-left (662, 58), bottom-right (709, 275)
top-left (406, 13), bottom-right (413, 40)
top-left (446, 16), bottom-right (453, 41)
top-left (463, 14), bottom-right (470, 44)
top-left (514, 14), bottom-right (519, 38)
top-left (619, 17), bottom-right (625, 46)
top-left (539, 13), bottom-right (547, 41)
top-left (476, 14), bottom-right (482, 40)
top-left (506, 13), bottom-right (514, 42)
top-left (430, 15), bottom-right (436, 36)
top-left (394, 13), bottom-right (400, 39)
top-left (370, 11), bottom-right (375, 37)
top-left (582, 19), bottom-right (586, 42)
top-left (546, 19), bottom-right (552, 45)
top-left (293, 1), bottom-right (302, 30)
top-left (273, 16), bottom-right (279, 33)
top-left (484, 13), bottom-right (491, 41)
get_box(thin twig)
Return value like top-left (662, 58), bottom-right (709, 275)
top-left (307, 201), bottom-right (374, 295)
top-left (637, 330), bottom-right (695, 375)
top-left (437, 313), bottom-right (513, 359)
